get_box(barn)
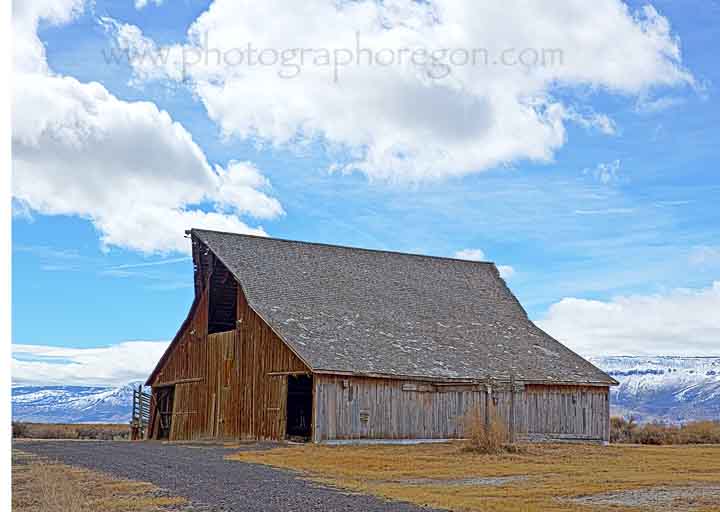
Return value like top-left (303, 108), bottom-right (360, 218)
top-left (145, 229), bottom-right (617, 443)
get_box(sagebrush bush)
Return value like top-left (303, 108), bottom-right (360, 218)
top-left (77, 427), bottom-right (120, 440)
top-left (34, 427), bottom-right (78, 439)
top-left (462, 406), bottom-right (510, 454)
top-left (610, 416), bottom-right (637, 443)
top-left (678, 421), bottom-right (720, 444)
top-left (12, 422), bottom-right (29, 438)
top-left (11, 423), bottom-right (130, 440)
top-left (611, 417), bottom-right (720, 445)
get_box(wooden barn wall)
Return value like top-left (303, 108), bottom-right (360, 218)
top-left (150, 280), bottom-right (308, 441)
top-left (149, 288), bottom-right (209, 440)
top-left (314, 376), bottom-right (609, 442)
top-left (524, 384), bottom-right (610, 441)
top-left (313, 376), bottom-right (511, 441)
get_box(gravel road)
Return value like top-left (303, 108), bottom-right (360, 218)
top-left (13, 440), bottom-right (437, 512)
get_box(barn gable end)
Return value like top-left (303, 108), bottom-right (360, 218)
top-left (147, 254), bottom-right (308, 441)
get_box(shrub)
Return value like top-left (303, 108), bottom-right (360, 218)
top-left (678, 421), bottom-right (720, 444)
top-left (77, 427), bottom-right (101, 440)
top-left (610, 417), bottom-right (720, 445)
top-left (610, 416), bottom-right (637, 443)
top-left (12, 422), bottom-right (29, 438)
top-left (633, 422), bottom-right (677, 445)
top-left (33, 427), bottom-right (78, 440)
top-left (13, 423), bottom-right (130, 440)
top-left (462, 406), bottom-right (509, 454)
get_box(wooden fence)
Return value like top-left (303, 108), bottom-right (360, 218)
top-left (130, 385), bottom-right (151, 440)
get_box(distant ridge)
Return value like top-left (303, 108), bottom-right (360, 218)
top-left (11, 382), bottom-right (142, 423)
top-left (11, 357), bottom-right (720, 424)
top-left (588, 356), bottom-right (720, 423)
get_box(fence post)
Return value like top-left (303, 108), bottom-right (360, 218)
top-left (484, 379), bottom-right (492, 430)
top-left (509, 375), bottom-right (516, 443)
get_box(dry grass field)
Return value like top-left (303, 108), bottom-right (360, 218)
top-left (228, 442), bottom-right (720, 511)
top-left (12, 422), bottom-right (130, 440)
top-left (12, 449), bottom-right (186, 512)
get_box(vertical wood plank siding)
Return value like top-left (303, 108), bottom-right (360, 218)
top-left (150, 289), bottom-right (209, 441)
top-left (314, 376), bottom-right (609, 442)
top-left (150, 285), bottom-right (308, 441)
top-left (524, 384), bottom-right (610, 441)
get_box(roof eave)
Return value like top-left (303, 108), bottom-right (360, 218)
top-left (311, 369), bottom-right (615, 387)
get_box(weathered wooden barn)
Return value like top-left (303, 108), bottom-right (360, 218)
top-left (146, 229), bottom-right (616, 443)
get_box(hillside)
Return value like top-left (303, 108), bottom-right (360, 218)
top-left (588, 356), bottom-right (720, 423)
top-left (12, 382), bottom-right (140, 423)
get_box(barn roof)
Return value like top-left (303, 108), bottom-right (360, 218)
top-left (192, 229), bottom-right (616, 385)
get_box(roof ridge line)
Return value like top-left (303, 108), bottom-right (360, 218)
top-left (190, 228), bottom-right (498, 266)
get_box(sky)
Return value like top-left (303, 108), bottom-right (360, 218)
top-left (11, 0), bottom-right (720, 386)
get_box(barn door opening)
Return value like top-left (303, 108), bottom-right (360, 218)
top-left (156, 386), bottom-right (175, 440)
top-left (286, 375), bottom-right (312, 440)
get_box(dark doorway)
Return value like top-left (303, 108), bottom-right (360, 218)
top-left (286, 375), bottom-right (313, 440)
top-left (155, 386), bottom-right (175, 440)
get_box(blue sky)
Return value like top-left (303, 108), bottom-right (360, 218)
top-left (11, 1), bottom-right (720, 383)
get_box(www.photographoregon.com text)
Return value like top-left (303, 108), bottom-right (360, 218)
top-left (104, 31), bottom-right (564, 82)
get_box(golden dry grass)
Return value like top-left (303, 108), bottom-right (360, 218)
top-left (227, 442), bottom-right (720, 511)
top-left (12, 450), bottom-right (186, 512)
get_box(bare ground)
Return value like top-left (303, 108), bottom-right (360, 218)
top-left (569, 486), bottom-right (720, 511)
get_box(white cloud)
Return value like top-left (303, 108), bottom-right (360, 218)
top-left (106, 257), bottom-right (191, 270)
top-left (574, 208), bottom-right (635, 215)
top-left (12, 341), bottom-right (170, 386)
top-left (112, 1), bottom-right (691, 181)
top-left (454, 248), bottom-right (485, 261)
top-left (11, 199), bottom-right (35, 221)
top-left (536, 282), bottom-right (720, 356)
top-left (12, 1), bottom-right (282, 255)
top-left (564, 108), bottom-right (617, 135)
top-left (135, 0), bottom-right (163, 9)
top-left (453, 248), bottom-right (515, 280)
top-left (497, 265), bottom-right (515, 280)
top-left (689, 246), bottom-right (720, 266)
top-left (584, 159), bottom-right (622, 185)
top-left (635, 95), bottom-right (686, 113)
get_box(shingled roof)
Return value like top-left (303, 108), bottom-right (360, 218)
top-left (192, 229), bottom-right (616, 386)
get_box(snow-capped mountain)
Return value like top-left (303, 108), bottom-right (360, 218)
top-left (12, 357), bottom-right (720, 424)
top-left (12, 382), bottom-right (141, 423)
top-left (589, 356), bottom-right (720, 423)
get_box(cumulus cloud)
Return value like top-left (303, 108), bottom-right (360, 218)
top-left (536, 282), bottom-right (720, 356)
top-left (12, 1), bottom-right (282, 254)
top-left (453, 248), bottom-right (515, 279)
top-left (109, 0), bottom-right (692, 181)
top-left (12, 341), bottom-right (170, 386)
